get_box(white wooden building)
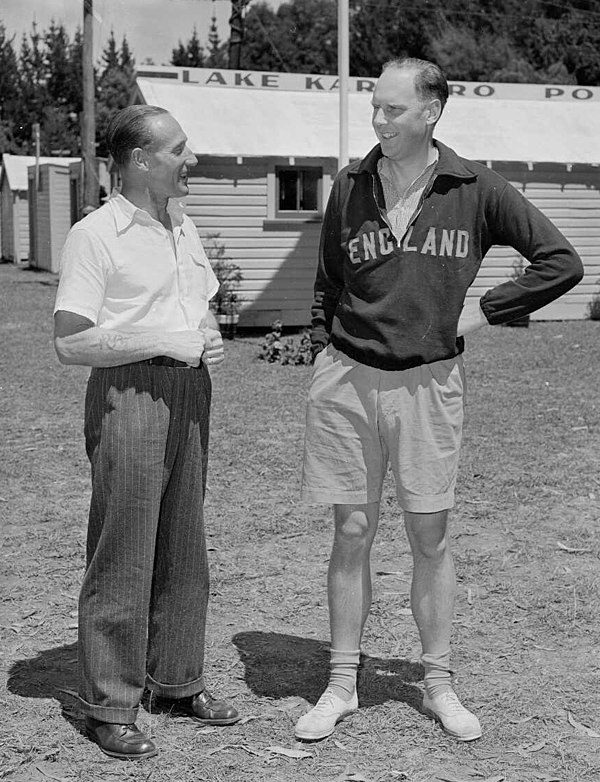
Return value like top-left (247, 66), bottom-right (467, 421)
top-left (27, 162), bottom-right (74, 273)
top-left (26, 159), bottom-right (110, 273)
top-left (1, 154), bottom-right (79, 264)
top-left (132, 68), bottom-right (600, 326)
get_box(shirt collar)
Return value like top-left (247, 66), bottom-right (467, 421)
top-left (353, 140), bottom-right (476, 181)
top-left (378, 146), bottom-right (439, 192)
top-left (108, 189), bottom-right (186, 233)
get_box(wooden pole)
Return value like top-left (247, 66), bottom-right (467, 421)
top-left (338, 0), bottom-right (349, 171)
top-left (228, 0), bottom-right (248, 69)
top-left (82, 0), bottom-right (98, 214)
top-left (32, 122), bottom-right (40, 191)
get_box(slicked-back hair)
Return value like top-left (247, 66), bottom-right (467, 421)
top-left (382, 57), bottom-right (449, 113)
top-left (106, 104), bottom-right (170, 168)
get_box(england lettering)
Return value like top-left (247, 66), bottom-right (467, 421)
top-left (348, 227), bottom-right (470, 264)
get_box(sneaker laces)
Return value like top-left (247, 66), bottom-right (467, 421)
top-left (312, 689), bottom-right (338, 712)
top-left (437, 690), bottom-right (466, 714)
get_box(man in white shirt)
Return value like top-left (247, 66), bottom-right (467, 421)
top-left (54, 105), bottom-right (239, 760)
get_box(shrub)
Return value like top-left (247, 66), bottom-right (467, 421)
top-left (258, 320), bottom-right (312, 365)
top-left (587, 293), bottom-right (600, 321)
top-left (203, 233), bottom-right (244, 316)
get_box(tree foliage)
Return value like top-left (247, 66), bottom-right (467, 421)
top-left (172, 27), bottom-right (205, 68)
top-left (350, 0), bottom-right (430, 77)
top-left (207, 9), bottom-right (228, 68)
top-left (229, 0), bottom-right (600, 85)
top-left (240, 0), bottom-right (337, 73)
top-left (0, 21), bottom-right (137, 158)
top-left (96, 31), bottom-right (137, 159)
top-left (0, 24), bottom-right (21, 153)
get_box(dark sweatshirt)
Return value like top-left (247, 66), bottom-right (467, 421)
top-left (310, 141), bottom-right (584, 371)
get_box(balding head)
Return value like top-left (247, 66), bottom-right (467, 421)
top-left (382, 58), bottom-right (449, 117)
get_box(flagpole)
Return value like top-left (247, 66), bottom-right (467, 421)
top-left (82, 0), bottom-right (97, 214)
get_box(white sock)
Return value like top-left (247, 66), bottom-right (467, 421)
top-left (327, 647), bottom-right (360, 701)
top-left (422, 650), bottom-right (452, 698)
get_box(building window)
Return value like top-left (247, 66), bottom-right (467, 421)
top-left (276, 167), bottom-right (321, 217)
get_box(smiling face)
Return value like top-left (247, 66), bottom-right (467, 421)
top-left (143, 113), bottom-right (198, 199)
top-left (371, 67), bottom-right (440, 162)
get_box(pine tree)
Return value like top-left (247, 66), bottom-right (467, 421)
top-left (206, 2), bottom-right (227, 67)
top-left (44, 22), bottom-right (72, 106)
top-left (120, 35), bottom-right (135, 70)
top-left (171, 27), bottom-right (205, 67)
top-left (40, 22), bottom-right (82, 154)
top-left (95, 34), bottom-right (137, 158)
top-left (102, 30), bottom-right (119, 71)
top-left (0, 24), bottom-right (21, 152)
top-left (17, 24), bottom-right (47, 153)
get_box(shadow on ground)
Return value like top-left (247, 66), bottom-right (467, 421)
top-left (232, 631), bottom-right (424, 711)
top-left (7, 632), bottom-right (425, 730)
top-left (7, 643), bottom-right (83, 730)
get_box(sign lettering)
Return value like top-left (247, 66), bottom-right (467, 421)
top-left (235, 72), bottom-right (255, 87)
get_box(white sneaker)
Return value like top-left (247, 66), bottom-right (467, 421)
top-left (422, 690), bottom-right (482, 741)
top-left (295, 688), bottom-right (358, 740)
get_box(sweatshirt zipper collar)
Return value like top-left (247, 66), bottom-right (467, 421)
top-left (351, 140), bottom-right (477, 182)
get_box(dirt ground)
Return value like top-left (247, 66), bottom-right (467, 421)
top-left (1, 262), bottom-right (599, 782)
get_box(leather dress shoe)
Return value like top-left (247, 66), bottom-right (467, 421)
top-left (154, 689), bottom-right (240, 725)
top-left (85, 717), bottom-right (158, 760)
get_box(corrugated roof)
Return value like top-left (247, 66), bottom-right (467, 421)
top-left (136, 78), bottom-right (600, 164)
top-left (1, 153), bottom-right (80, 192)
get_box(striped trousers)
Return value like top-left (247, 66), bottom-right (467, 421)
top-left (78, 362), bottom-right (211, 723)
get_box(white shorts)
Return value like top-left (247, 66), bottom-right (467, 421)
top-left (301, 344), bottom-right (466, 513)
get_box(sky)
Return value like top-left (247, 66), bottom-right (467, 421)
top-left (1, 0), bottom-right (283, 67)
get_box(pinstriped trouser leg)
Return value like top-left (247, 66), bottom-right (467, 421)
top-left (78, 363), bottom-right (211, 723)
top-left (146, 364), bottom-right (211, 696)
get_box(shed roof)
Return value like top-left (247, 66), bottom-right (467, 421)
top-left (1, 153), bottom-right (80, 192)
top-left (135, 78), bottom-right (600, 165)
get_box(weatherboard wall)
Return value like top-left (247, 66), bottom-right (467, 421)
top-left (185, 156), bottom-right (336, 327)
top-left (27, 164), bottom-right (73, 274)
top-left (0, 183), bottom-right (28, 263)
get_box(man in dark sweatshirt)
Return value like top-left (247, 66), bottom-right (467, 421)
top-left (296, 57), bottom-right (583, 743)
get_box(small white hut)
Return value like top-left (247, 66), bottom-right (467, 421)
top-left (28, 163), bottom-right (74, 273)
top-left (1, 153), bottom-right (78, 264)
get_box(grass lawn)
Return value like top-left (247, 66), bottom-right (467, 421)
top-left (1, 261), bottom-right (599, 782)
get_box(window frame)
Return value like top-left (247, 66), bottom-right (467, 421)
top-left (275, 165), bottom-right (322, 218)
top-left (266, 161), bottom-right (331, 225)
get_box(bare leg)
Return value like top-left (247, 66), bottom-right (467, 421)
top-left (329, 502), bottom-right (380, 651)
top-left (404, 509), bottom-right (454, 659)
top-left (405, 509), bottom-right (481, 741)
top-left (295, 502), bottom-right (378, 740)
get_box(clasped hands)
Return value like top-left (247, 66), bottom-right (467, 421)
top-left (165, 326), bottom-right (225, 367)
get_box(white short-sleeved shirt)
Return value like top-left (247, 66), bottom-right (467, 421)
top-left (54, 192), bottom-right (219, 332)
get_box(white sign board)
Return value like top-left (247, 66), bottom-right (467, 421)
top-left (136, 66), bottom-right (600, 102)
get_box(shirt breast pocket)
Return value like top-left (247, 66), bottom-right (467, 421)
top-left (182, 248), bottom-right (213, 302)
